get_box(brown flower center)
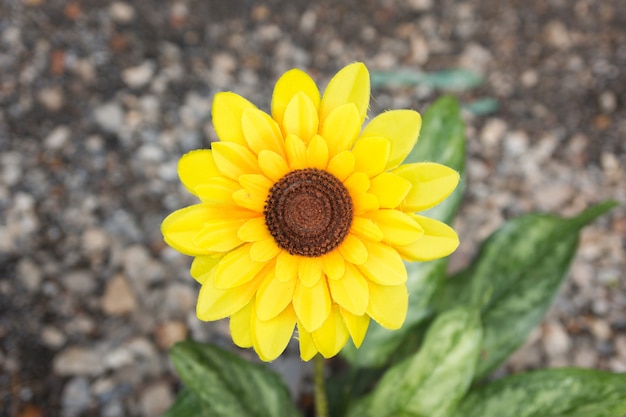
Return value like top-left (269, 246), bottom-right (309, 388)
top-left (264, 168), bottom-right (353, 257)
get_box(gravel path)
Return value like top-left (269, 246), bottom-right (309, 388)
top-left (1, 1), bottom-right (625, 416)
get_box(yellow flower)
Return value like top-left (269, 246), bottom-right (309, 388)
top-left (161, 63), bottom-right (459, 361)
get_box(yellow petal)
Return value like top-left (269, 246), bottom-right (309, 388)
top-left (285, 134), bottom-right (308, 170)
top-left (321, 250), bottom-right (345, 280)
top-left (193, 218), bottom-right (247, 252)
top-left (230, 301), bottom-right (253, 348)
top-left (196, 269), bottom-right (263, 321)
top-left (258, 150), bottom-right (290, 182)
top-left (251, 304), bottom-right (296, 361)
top-left (214, 244), bottom-right (266, 289)
top-left (242, 108), bottom-right (285, 158)
top-left (232, 189), bottom-right (266, 213)
top-left (271, 69), bottom-right (320, 130)
top-left (366, 281), bottom-right (408, 330)
top-left (178, 149), bottom-right (220, 195)
top-left (365, 209), bottom-right (424, 246)
top-left (320, 103), bottom-right (361, 156)
top-left (250, 237), bottom-right (281, 262)
top-left (297, 322), bottom-right (318, 361)
top-left (358, 241), bottom-right (407, 285)
top-left (340, 309), bottom-right (370, 348)
top-left (293, 278), bottom-right (331, 332)
top-left (327, 151), bottom-right (355, 182)
top-left (256, 271), bottom-right (296, 321)
top-left (212, 92), bottom-right (256, 146)
top-left (368, 172), bottom-right (412, 209)
top-left (338, 234), bottom-right (368, 265)
top-left (238, 217), bottom-right (270, 242)
top-left (299, 257), bottom-right (323, 287)
top-left (312, 307), bottom-right (350, 358)
top-left (352, 136), bottom-right (391, 178)
top-left (276, 251), bottom-right (299, 282)
top-left (212, 142), bottom-right (260, 180)
top-left (361, 110), bottom-right (421, 169)
top-left (306, 135), bottom-right (329, 170)
top-left (350, 216), bottom-right (384, 242)
top-left (239, 174), bottom-right (272, 199)
top-left (343, 171), bottom-right (370, 197)
top-left (396, 215), bottom-right (459, 261)
top-left (393, 163), bottom-right (460, 212)
top-left (352, 193), bottom-right (380, 215)
top-left (190, 255), bottom-right (222, 285)
top-left (283, 92), bottom-right (319, 144)
top-left (161, 204), bottom-right (214, 256)
top-left (195, 177), bottom-right (239, 204)
top-left (320, 62), bottom-right (370, 125)
top-left (327, 264), bottom-right (368, 315)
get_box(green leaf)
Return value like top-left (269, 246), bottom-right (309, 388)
top-left (163, 388), bottom-right (211, 417)
top-left (463, 97), bottom-right (499, 115)
top-left (169, 340), bottom-right (301, 417)
top-left (452, 368), bottom-right (626, 417)
top-left (371, 69), bottom-right (483, 92)
top-left (342, 96), bottom-right (467, 368)
top-left (347, 307), bottom-right (482, 417)
top-left (437, 201), bottom-right (617, 380)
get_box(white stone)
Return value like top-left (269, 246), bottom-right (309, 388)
top-left (122, 61), bottom-right (155, 89)
top-left (54, 346), bottom-right (105, 376)
top-left (44, 126), bottom-right (71, 150)
top-left (94, 102), bottom-right (124, 133)
top-left (542, 321), bottom-right (571, 357)
top-left (109, 2), bottom-right (135, 23)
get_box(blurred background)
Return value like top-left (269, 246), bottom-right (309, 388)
top-left (1, 0), bottom-right (625, 416)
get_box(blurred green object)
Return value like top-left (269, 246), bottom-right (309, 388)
top-left (371, 68), bottom-right (483, 91)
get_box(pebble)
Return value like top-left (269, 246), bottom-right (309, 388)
top-left (17, 258), bottom-right (43, 291)
top-left (480, 118), bottom-right (507, 148)
top-left (542, 321), bottom-right (571, 357)
top-left (61, 377), bottom-right (92, 417)
top-left (109, 2), bottom-right (135, 23)
top-left (155, 320), bottom-right (188, 350)
top-left (122, 61), bottom-right (155, 89)
top-left (44, 126), bottom-right (71, 151)
top-left (543, 20), bottom-right (572, 49)
top-left (54, 346), bottom-right (105, 376)
top-left (41, 326), bottom-right (67, 348)
top-left (62, 270), bottom-right (97, 295)
top-left (37, 86), bottom-right (64, 111)
top-left (93, 102), bottom-right (124, 133)
top-left (82, 228), bottom-right (110, 254)
top-left (139, 382), bottom-right (174, 417)
top-left (101, 274), bottom-right (137, 316)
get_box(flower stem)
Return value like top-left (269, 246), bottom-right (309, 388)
top-left (314, 354), bottom-right (328, 417)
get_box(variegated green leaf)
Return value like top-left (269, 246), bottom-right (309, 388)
top-left (347, 307), bottom-right (482, 417)
top-left (169, 340), bottom-right (301, 417)
top-left (452, 368), bottom-right (626, 417)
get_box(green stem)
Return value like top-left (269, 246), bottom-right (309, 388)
top-left (314, 354), bottom-right (328, 417)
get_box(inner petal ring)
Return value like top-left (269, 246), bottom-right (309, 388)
top-left (264, 168), bottom-right (353, 257)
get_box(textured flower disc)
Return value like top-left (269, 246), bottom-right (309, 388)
top-left (264, 168), bottom-right (353, 257)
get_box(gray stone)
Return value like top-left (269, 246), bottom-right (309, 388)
top-left (44, 126), bottom-right (71, 150)
top-left (122, 61), bottom-right (155, 89)
top-left (94, 102), bottom-right (124, 133)
top-left (62, 377), bottom-right (92, 417)
top-left (54, 346), bottom-right (105, 376)
top-left (17, 258), bottom-right (43, 291)
top-left (140, 382), bottom-right (174, 417)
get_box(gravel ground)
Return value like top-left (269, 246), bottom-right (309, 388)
top-left (1, 1), bottom-right (625, 416)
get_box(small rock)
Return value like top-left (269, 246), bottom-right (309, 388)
top-left (503, 130), bottom-right (529, 157)
top-left (155, 320), bottom-right (188, 350)
top-left (599, 91), bottom-right (617, 113)
top-left (164, 283), bottom-right (195, 313)
top-left (104, 346), bottom-right (134, 370)
top-left (44, 126), bottom-right (71, 151)
top-left (140, 382), bottom-right (174, 417)
top-left (82, 228), bottom-right (110, 254)
top-left (534, 182), bottom-right (574, 211)
top-left (544, 20), bottom-right (572, 49)
top-left (573, 344), bottom-right (598, 368)
top-left (101, 274), bottom-right (137, 315)
top-left (63, 270), bottom-right (97, 295)
top-left (37, 86), bottom-right (64, 111)
top-left (588, 318), bottom-right (612, 341)
top-left (62, 377), bottom-right (92, 417)
top-left (109, 2), bottom-right (135, 23)
top-left (54, 346), bottom-right (105, 376)
top-left (480, 118), bottom-right (507, 148)
top-left (41, 326), bottom-right (67, 348)
top-left (615, 335), bottom-right (626, 361)
top-left (93, 102), bottom-right (124, 133)
top-left (17, 258), bottom-right (42, 291)
top-left (542, 321), bottom-right (571, 357)
top-left (407, 0), bottom-right (432, 11)
top-left (122, 61), bottom-right (155, 89)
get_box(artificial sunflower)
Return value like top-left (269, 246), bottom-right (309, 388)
top-left (161, 62), bottom-right (459, 361)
